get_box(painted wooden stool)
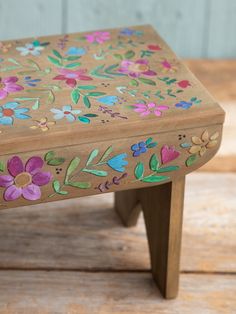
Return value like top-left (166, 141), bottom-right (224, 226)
top-left (0, 25), bottom-right (224, 299)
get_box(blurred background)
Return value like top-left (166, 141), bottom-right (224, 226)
top-left (0, 0), bottom-right (235, 58)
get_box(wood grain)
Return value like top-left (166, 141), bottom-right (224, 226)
top-left (0, 172), bottom-right (235, 273)
top-left (0, 271), bottom-right (235, 314)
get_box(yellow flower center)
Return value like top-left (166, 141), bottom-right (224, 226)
top-left (14, 172), bottom-right (32, 188)
top-left (128, 63), bottom-right (149, 73)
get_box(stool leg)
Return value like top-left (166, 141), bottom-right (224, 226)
top-left (114, 189), bottom-right (142, 227)
top-left (140, 177), bottom-right (185, 299)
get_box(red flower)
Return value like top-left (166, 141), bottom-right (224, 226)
top-left (147, 44), bottom-right (161, 51)
top-left (177, 80), bottom-right (191, 88)
top-left (53, 68), bottom-right (92, 88)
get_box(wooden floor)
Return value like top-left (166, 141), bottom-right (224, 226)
top-left (0, 60), bottom-right (235, 314)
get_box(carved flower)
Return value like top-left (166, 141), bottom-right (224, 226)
top-left (189, 130), bottom-right (219, 156)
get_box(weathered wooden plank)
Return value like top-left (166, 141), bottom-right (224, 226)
top-left (67, 0), bottom-right (208, 57)
top-left (0, 0), bottom-right (63, 40)
top-left (0, 173), bottom-right (235, 272)
top-left (0, 271), bottom-right (235, 313)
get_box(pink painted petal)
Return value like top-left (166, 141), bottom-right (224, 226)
top-left (4, 185), bottom-right (22, 201)
top-left (32, 171), bottom-right (52, 186)
top-left (57, 68), bottom-right (71, 75)
top-left (121, 60), bottom-right (133, 68)
top-left (78, 75), bottom-right (93, 81)
top-left (161, 145), bottom-right (180, 164)
top-left (133, 103), bottom-right (147, 108)
top-left (25, 156), bottom-right (44, 175)
top-left (136, 59), bottom-right (148, 65)
top-left (118, 67), bottom-right (129, 74)
top-left (3, 76), bottom-right (18, 83)
top-left (5, 83), bottom-right (24, 92)
top-left (66, 78), bottom-right (77, 88)
top-left (0, 89), bottom-right (8, 99)
top-left (22, 183), bottom-right (41, 201)
top-left (154, 109), bottom-right (162, 116)
top-left (53, 75), bottom-right (66, 80)
top-left (0, 175), bottom-right (14, 187)
top-left (129, 72), bottom-right (140, 78)
top-left (147, 103), bottom-right (156, 108)
top-left (7, 156), bottom-right (24, 177)
top-left (74, 69), bottom-right (86, 75)
top-left (134, 108), bottom-right (146, 113)
top-left (85, 35), bottom-right (95, 43)
top-left (140, 110), bottom-right (151, 116)
top-left (157, 105), bottom-right (169, 110)
top-left (142, 70), bottom-right (157, 76)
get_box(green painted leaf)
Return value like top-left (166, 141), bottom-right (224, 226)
top-left (52, 180), bottom-right (68, 195)
top-left (47, 157), bottom-right (65, 166)
top-left (86, 92), bottom-right (106, 97)
top-left (90, 64), bottom-right (112, 79)
top-left (105, 64), bottom-right (126, 76)
top-left (64, 56), bottom-right (81, 61)
top-left (71, 89), bottom-right (80, 104)
top-left (78, 116), bottom-right (90, 123)
top-left (77, 85), bottom-right (96, 90)
top-left (142, 175), bottom-right (169, 183)
top-left (44, 151), bottom-right (55, 162)
top-left (47, 56), bottom-right (61, 66)
top-left (157, 166), bottom-right (179, 173)
top-left (32, 99), bottom-right (40, 110)
top-left (26, 59), bottom-right (40, 69)
top-left (0, 161), bottom-right (5, 172)
top-left (129, 79), bottom-right (139, 86)
top-left (52, 49), bottom-right (62, 59)
top-left (68, 181), bottom-right (91, 189)
top-left (65, 62), bottom-right (81, 68)
top-left (186, 154), bottom-right (198, 167)
top-left (113, 53), bottom-right (123, 60)
top-left (47, 91), bottom-right (55, 104)
top-left (83, 113), bottom-right (97, 117)
top-left (83, 96), bottom-right (91, 108)
top-left (65, 157), bottom-right (80, 182)
top-left (99, 146), bottom-right (113, 162)
top-left (149, 154), bottom-right (159, 171)
top-left (83, 169), bottom-right (108, 177)
top-left (138, 77), bottom-right (156, 85)
top-left (86, 149), bottom-right (99, 166)
top-left (125, 50), bottom-right (135, 59)
top-left (135, 162), bottom-right (144, 179)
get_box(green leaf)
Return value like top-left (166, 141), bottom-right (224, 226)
top-left (44, 151), bottom-right (55, 162)
top-left (0, 161), bottom-right (5, 172)
top-left (71, 89), bottom-right (80, 104)
top-left (47, 91), bottom-right (55, 104)
top-left (26, 59), bottom-right (40, 69)
top-left (134, 162), bottom-right (144, 179)
top-left (86, 149), bottom-right (99, 166)
top-left (65, 62), bottom-right (81, 68)
top-left (52, 180), bottom-right (68, 195)
top-left (52, 49), bottom-right (62, 59)
top-left (78, 116), bottom-right (90, 124)
top-left (65, 157), bottom-right (80, 182)
top-left (129, 79), bottom-right (139, 86)
top-left (83, 113), bottom-right (97, 117)
top-left (83, 169), bottom-right (108, 177)
top-left (125, 50), bottom-right (135, 59)
top-left (83, 96), bottom-right (91, 108)
top-left (47, 158), bottom-right (65, 166)
top-left (105, 64), bottom-right (126, 76)
top-left (90, 64), bottom-right (112, 79)
top-left (77, 85), bottom-right (96, 90)
top-left (142, 175), bottom-right (169, 183)
top-left (32, 99), bottom-right (40, 110)
top-left (99, 146), bottom-right (113, 162)
top-left (149, 154), bottom-right (159, 171)
top-left (47, 56), bottom-right (61, 66)
top-left (157, 166), bottom-right (179, 173)
top-left (186, 154), bottom-right (198, 167)
top-left (86, 92), bottom-right (106, 97)
top-left (113, 53), bottom-right (123, 60)
top-left (68, 181), bottom-right (91, 189)
top-left (138, 77), bottom-right (156, 85)
top-left (64, 56), bottom-right (81, 61)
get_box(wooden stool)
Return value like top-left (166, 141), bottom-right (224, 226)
top-left (0, 25), bottom-right (224, 299)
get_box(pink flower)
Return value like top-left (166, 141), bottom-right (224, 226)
top-left (0, 156), bottom-right (52, 201)
top-left (85, 31), bottom-right (110, 44)
top-left (53, 68), bottom-right (92, 88)
top-left (0, 76), bottom-right (24, 100)
top-left (118, 59), bottom-right (157, 78)
top-left (177, 80), bottom-right (191, 88)
top-left (161, 145), bottom-right (180, 164)
top-left (132, 103), bottom-right (169, 117)
top-left (160, 59), bottom-right (177, 73)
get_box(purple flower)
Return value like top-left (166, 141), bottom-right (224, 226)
top-left (0, 76), bottom-right (24, 99)
top-left (0, 156), bottom-right (52, 201)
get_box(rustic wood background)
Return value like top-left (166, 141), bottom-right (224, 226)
top-left (0, 0), bottom-right (235, 58)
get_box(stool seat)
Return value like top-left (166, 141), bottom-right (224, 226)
top-left (0, 25), bottom-right (224, 299)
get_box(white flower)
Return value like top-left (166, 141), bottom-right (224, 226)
top-left (50, 105), bottom-right (81, 122)
top-left (16, 43), bottom-right (44, 56)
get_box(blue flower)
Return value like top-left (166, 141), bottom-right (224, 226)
top-left (50, 105), bottom-right (81, 122)
top-left (97, 96), bottom-right (119, 106)
top-left (0, 102), bottom-right (31, 125)
top-left (120, 28), bottom-right (143, 37)
top-left (24, 76), bottom-right (41, 87)
top-left (131, 142), bottom-right (147, 157)
top-left (107, 153), bottom-right (128, 172)
top-left (66, 47), bottom-right (86, 56)
top-left (175, 101), bottom-right (193, 110)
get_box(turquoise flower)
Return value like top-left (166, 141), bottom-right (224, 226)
top-left (107, 153), bottom-right (128, 172)
top-left (0, 102), bottom-right (31, 125)
top-left (97, 96), bottom-right (119, 106)
top-left (67, 47), bottom-right (86, 56)
top-left (50, 105), bottom-right (81, 122)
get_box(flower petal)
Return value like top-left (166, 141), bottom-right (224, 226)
top-left (3, 102), bottom-right (19, 109)
top-left (0, 175), bottom-right (14, 187)
top-left (66, 78), bottom-right (77, 88)
top-left (3, 76), bottom-right (18, 84)
top-left (25, 156), bottom-right (44, 175)
top-left (7, 156), bottom-right (24, 177)
top-left (5, 83), bottom-right (23, 92)
top-left (189, 145), bottom-right (201, 154)
top-left (32, 171), bottom-right (52, 186)
top-left (0, 89), bottom-right (8, 99)
top-left (22, 183), bottom-right (41, 201)
top-left (4, 185), bottom-right (22, 201)
top-left (0, 116), bottom-right (13, 125)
